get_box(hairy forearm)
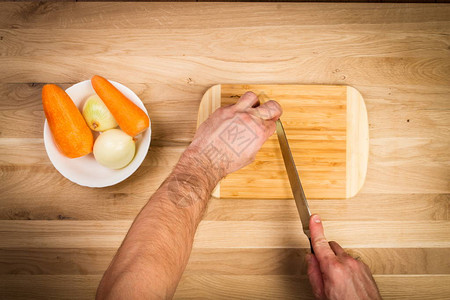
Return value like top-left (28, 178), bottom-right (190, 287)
top-left (96, 146), bottom-right (221, 299)
top-left (96, 92), bottom-right (282, 299)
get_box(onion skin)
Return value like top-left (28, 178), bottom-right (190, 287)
top-left (82, 94), bottom-right (118, 132)
top-left (93, 129), bottom-right (136, 169)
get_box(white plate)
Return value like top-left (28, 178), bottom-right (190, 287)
top-left (44, 79), bottom-right (151, 187)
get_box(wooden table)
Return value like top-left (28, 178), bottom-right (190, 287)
top-left (0, 2), bottom-right (449, 299)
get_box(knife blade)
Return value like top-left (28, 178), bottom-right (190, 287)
top-left (275, 119), bottom-right (314, 253)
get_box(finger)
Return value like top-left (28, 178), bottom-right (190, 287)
top-left (310, 214), bottom-right (336, 266)
top-left (234, 91), bottom-right (259, 111)
top-left (249, 100), bottom-right (283, 121)
top-left (329, 241), bottom-right (347, 257)
top-left (306, 253), bottom-right (325, 300)
top-left (262, 119), bottom-right (277, 140)
top-left (250, 119), bottom-right (276, 152)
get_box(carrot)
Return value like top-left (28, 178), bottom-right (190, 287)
top-left (42, 84), bottom-right (94, 158)
top-left (91, 75), bottom-right (149, 137)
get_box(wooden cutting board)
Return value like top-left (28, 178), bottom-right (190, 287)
top-left (197, 84), bottom-right (369, 199)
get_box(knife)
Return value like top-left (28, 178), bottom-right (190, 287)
top-left (276, 119), bottom-right (314, 254)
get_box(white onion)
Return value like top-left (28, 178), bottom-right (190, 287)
top-left (82, 94), bottom-right (118, 131)
top-left (93, 129), bottom-right (136, 169)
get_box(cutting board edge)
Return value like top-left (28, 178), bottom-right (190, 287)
top-left (346, 86), bottom-right (369, 198)
top-left (197, 84), bottom-right (222, 128)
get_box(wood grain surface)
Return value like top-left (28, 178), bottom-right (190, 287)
top-left (0, 2), bottom-right (449, 299)
top-left (197, 84), bottom-right (369, 199)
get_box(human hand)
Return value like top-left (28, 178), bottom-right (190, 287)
top-left (187, 91), bottom-right (282, 180)
top-left (307, 214), bottom-right (382, 300)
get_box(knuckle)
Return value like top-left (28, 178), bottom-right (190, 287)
top-left (329, 262), bottom-right (345, 277)
top-left (343, 253), bottom-right (355, 262)
top-left (239, 113), bottom-right (252, 122)
top-left (329, 258), bottom-right (340, 269)
top-left (267, 100), bottom-right (282, 114)
top-left (348, 257), bottom-right (367, 271)
top-left (348, 258), bottom-right (360, 267)
top-left (242, 91), bottom-right (256, 98)
top-left (262, 103), bottom-right (275, 119)
top-left (314, 236), bottom-right (328, 246)
top-left (214, 107), bottom-right (226, 117)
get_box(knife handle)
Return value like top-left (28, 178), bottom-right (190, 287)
top-left (308, 237), bottom-right (315, 254)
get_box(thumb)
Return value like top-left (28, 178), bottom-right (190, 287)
top-left (306, 253), bottom-right (325, 300)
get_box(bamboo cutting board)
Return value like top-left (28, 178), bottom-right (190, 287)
top-left (197, 85), bottom-right (369, 199)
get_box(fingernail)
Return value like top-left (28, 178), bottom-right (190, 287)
top-left (313, 215), bottom-right (321, 223)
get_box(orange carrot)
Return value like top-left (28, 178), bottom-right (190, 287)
top-left (91, 75), bottom-right (149, 137)
top-left (42, 84), bottom-right (94, 158)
